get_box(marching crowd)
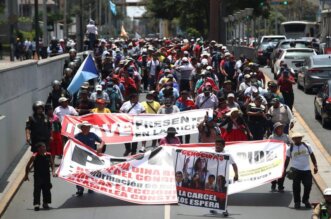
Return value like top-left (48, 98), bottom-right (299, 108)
top-left (23, 36), bottom-right (330, 218)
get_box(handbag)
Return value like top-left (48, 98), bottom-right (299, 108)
top-left (286, 167), bottom-right (297, 180)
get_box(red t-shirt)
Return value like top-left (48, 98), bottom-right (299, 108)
top-left (277, 76), bottom-right (295, 93)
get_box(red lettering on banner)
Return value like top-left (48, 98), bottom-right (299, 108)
top-left (181, 150), bottom-right (224, 160)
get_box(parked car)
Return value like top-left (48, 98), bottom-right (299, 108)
top-left (258, 35), bottom-right (287, 45)
top-left (255, 42), bottom-right (276, 65)
top-left (314, 79), bottom-right (331, 127)
top-left (270, 39), bottom-right (311, 72)
top-left (273, 48), bottom-right (317, 79)
top-left (297, 54), bottom-right (331, 93)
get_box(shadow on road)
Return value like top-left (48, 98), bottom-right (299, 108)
top-left (228, 192), bottom-right (292, 207)
top-left (57, 193), bottom-right (137, 209)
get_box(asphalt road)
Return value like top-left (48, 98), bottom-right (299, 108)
top-left (2, 132), bottom-right (322, 218)
top-left (261, 67), bottom-right (331, 155)
top-left (3, 72), bottom-right (328, 218)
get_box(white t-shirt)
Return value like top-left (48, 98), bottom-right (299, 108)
top-left (54, 106), bottom-right (79, 122)
top-left (120, 101), bottom-right (145, 115)
top-left (286, 143), bottom-right (313, 171)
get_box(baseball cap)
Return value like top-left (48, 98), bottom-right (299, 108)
top-left (96, 85), bottom-right (102, 91)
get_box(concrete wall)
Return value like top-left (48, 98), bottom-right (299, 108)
top-left (227, 45), bottom-right (256, 61)
top-left (0, 54), bottom-right (68, 180)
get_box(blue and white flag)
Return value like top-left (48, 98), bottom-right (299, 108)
top-left (67, 54), bottom-right (99, 95)
top-left (109, 0), bottom-right (117, 16)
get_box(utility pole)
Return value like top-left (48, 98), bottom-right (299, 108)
top-left (34, 0), bottom-right (39, 59)
top-left (42, 0), bottom-right (47, 46)
top-left (64, 0), bottom-right (67, 39)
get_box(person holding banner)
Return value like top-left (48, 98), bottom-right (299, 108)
top-left (211, 138), bottom-right (239, 216)
top-left (159, 127), bottom-right (181, 145)
top-left (74, 121), bottom-right (105, 196)
top-left (269, 122), bottom-right (292, 192)
top-left (120, 93), bottom-right (145, 156)
top-left (220, 107), bottom-right (252, 142)
top-left (198, 112), bottom-right (221, 143)
top-left (140, 92), bottom-right (161, 152)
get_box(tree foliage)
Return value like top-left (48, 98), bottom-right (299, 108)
top-left (145, 0), bottom-right (270, 37)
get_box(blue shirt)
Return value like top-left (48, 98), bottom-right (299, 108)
top-left (75, 132), bottom-right (102, 150)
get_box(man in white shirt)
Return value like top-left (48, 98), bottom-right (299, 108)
top-left (284, 132), bottom-right (318, 209)
top-left (53, 97), bottom-right (78, 122)
top-left (210, 138), bottom-right (238, 216)
top-left (86, 19), bottom-right (98, 50)
top-left (119, 93), bottom-right (145, 156)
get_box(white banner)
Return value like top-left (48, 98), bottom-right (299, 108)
top-left (57, 139), bottom-right (285, 206)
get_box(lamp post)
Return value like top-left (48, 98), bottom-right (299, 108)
top-left (234, 12), bottom-right (241, 45)
top-left (228, 15), bottom-right (234, 43)
top-left (240, 10), bottom-right (246, 45)
top-left (223, 16), bottom-right (229, 44)
top-left (244, 8), bottom-right (254, 45)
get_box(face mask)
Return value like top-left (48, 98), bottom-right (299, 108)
top-left (147, 99), bottom-right (153, 103)
top-left (204, 91), bottom-right (210, 96)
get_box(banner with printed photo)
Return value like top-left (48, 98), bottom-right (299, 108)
top-left (176, 140), bottom-right (287, 195)
top-left (174, 149), bottom-right (230, 212)
top-left (61, 109), bottom-right (212, 144)
top-left (57, 139), bottom-right (178, 204)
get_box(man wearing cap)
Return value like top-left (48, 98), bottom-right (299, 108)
top-left (120, 93), bottom-right (145, 156)
top-left (246, 95), bottom-right (267, 140)
top-left (195, 84), bottom-right (219, 109)
top-left (147, 54), bottom-right (160, 90)
top-left (278, 70), bottom-right (296, 111)
top-left (176, 57), bottom-right (194, 92)
top-left (140, 92), bottom-right (161, 151)
top-left (239, 74), bottom-right (251, 93)
top-left (75, 89), bottom-right (94, 115)
top-left (226, 93), bottom-right (240, 109)
top-left (312, 188), bottom-right (331, 219)
top-left (264, 81), bottom-right (284, 107)
top-left (74, 121), bottom-right (105, 196)
top-left (90, 84), bottom-right (110, 104)
top-left (269, 122), bottom-right (292, 192)
top-left (159, 127), bottom-right (181, 145)
top-left (54, 97), bottom-right (78, 123)
top-left (267, 97), bottom-right (294, 134)
top-left (284, 132), bottom-right (318, 209)
top-left (91, 98), bottom-right (111, 113)
top-left (210, 138), bottom-right (238, 216)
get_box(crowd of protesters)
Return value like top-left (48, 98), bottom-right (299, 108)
top-left (24, 34), bottom-right (324, 212)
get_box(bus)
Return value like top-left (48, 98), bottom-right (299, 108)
top-left (280, 21), bottom-right (320, 39)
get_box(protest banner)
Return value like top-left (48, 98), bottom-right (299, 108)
top-left (176, 140), bottom-right (286, 194)
top-left (57, 139), bottom-right (285, 208)
top-left (57, 139), bottom-right (178, 204)
top-left (174, 149), bottom-right (230, 212)
top-left (61, 109), bottom-right (212, 144)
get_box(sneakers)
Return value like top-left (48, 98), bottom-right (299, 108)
top-left (210, 210), bottom-right (218, 215)
top-left (294, 202), bottom-right (301, 209)
top-left (76, 190), bottom-right (83, 197)
top-left (303, 202), bottom-right (312, 209)
top-left (34, 205), bottom-right (40, 211)
top-left (139, 147), bottom-right (146, 153)
top-left (43, 203), bottom-right (50, 210)
top-left (278, 187), bottom-right (285, 193)
top-left (223, 210), bottom-right (229, 217)
top-left (271, 184), bottom-right (277, 192)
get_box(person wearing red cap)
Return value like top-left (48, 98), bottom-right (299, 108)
top-left (91, 98), bottom-right (111, 113)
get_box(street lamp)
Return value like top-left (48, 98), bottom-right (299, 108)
top-left (228, 15), bottom-right (234, 43)
top-left (234, 11), bottom-right (241, 44)
top-left (244, 8), bottom-right (254, 45)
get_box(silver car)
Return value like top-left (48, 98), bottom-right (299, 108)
top-left (297, 55), bottom-right (331, 93)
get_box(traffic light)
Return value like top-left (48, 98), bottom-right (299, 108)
top-left (283, 1), bottom-right (288, 5)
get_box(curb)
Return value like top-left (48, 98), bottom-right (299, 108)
top-left (0, 149), bottom-right (31, 217)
